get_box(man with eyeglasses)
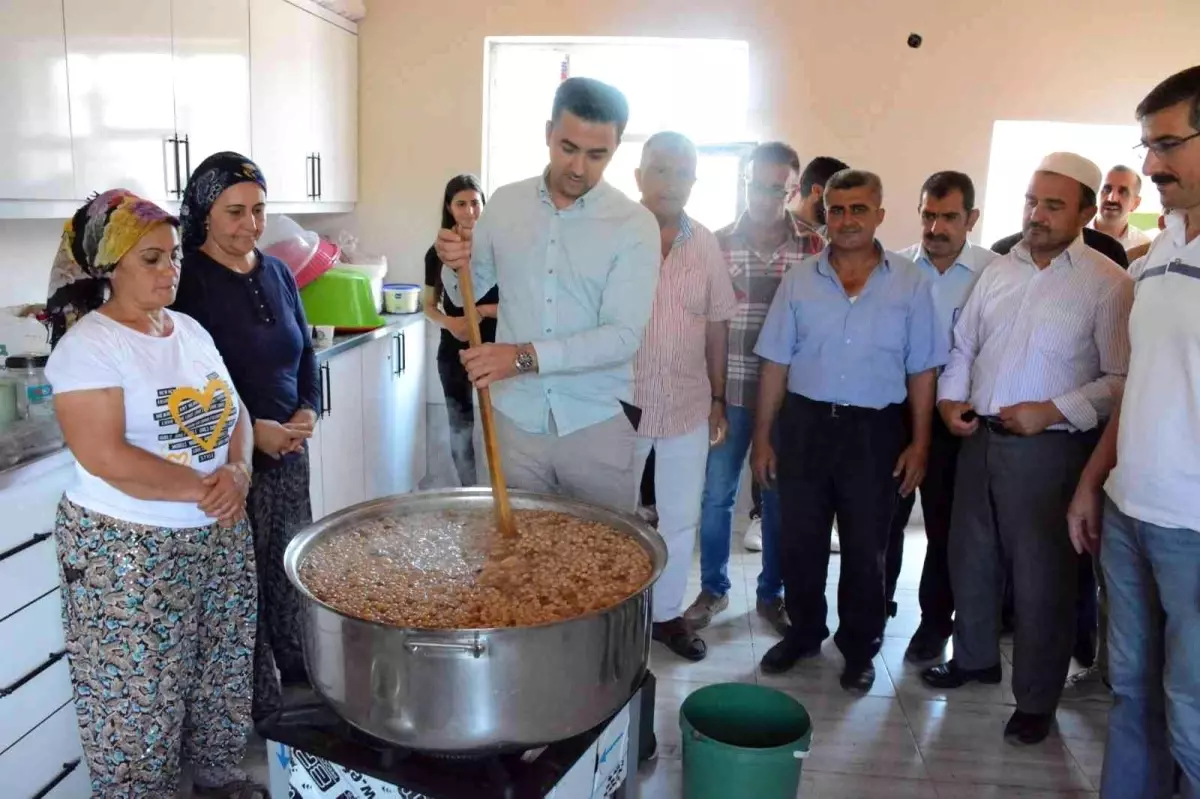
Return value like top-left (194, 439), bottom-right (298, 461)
top-left (684, 142), bottom-right (824, 638)
top-left (750, 168), bottom-right (945, 693)
top-left (1066, 64), bottom-right (1200, 797)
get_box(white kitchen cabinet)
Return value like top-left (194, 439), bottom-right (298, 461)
top-left (249, 0), bottom-right (316, 202)
top-left (170, 0), bottom-right (253, 180)
top-left (63, 0), bottom-right (178, 201)
top-left (250, 0), bottom-right (357, 204)
top-left (310, 19), bottom-right (358, 203)
top-left (316, 346), bottom-right (365, 516)
top-left (307, 416), bottom-right (327, 520)
top-left (395, 324), bottom-right (427, 491)
top-left (0, 0), bottom-right (75, 202)
top-left (361, 335), bottom-right (402, 501)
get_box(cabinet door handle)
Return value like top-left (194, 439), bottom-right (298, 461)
top-left (181, 134), bottom-right (191, 182)
top-left (321, 362), bottom-right (332, 417)
top-left (316, 152), bottom-right (323, 200)
top-left (398, 332), bottom-right (406, 374)
top-left (0, 530), bottom-right (52, 563)
top-left (305, 154), bottom-right (314, 200)
top-left (392, 333), bottom-right (401, 377)
top-left (30, 758), bottom-right (81, 799)
top-left (0, 649), bottom-right (67, 698)
top-left (165, 135), bottom-right (181, 198)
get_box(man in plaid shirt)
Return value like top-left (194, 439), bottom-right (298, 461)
top-left (684, 142), bottom-right (826, 636)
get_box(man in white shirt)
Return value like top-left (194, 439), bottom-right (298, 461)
top-left (1089, 165), bottom-right (1153, 253)
top-left (892, 171), bottom-right (997, 663)
top-left (923, 152), bottom-right (1134, 745)
top-left (1067, 65), bottom-right (1200, 799)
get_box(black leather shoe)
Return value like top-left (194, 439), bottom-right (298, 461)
top-left (904, 627), bottom-right (950, 663)
top-left (652, 618), bottom-right (707, 662)
top-left (921, 659), bottom-right (1002, 689)
top-left (760, 636), bottom-right (821, 674)
top-left (1004, 710), bottom-right (1055, 745)
top-left (840, 661), bottom-right (876, 694)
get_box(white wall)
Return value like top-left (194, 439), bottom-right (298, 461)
top-left (352, 0), bottom-right (1199, 286)
top-left (0, 220), bottom-right (65, 308)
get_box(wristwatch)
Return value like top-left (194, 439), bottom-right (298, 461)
top-left (515, 347), bottom-right (536, 374)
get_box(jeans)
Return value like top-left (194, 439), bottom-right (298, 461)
top-left (1100, 498), bottom-right (1200, 799)
top-left (698, 404), bottom-right (783, 602)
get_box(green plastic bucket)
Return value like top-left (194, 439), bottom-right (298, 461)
top-left (679, 683), bottom-right (812, 799)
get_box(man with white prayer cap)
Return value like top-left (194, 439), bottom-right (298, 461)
top-left (921, 151), bottom-right (1134, 745)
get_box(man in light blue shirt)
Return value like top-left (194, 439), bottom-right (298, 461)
top-left (435, 77), bottom-right (660, 512)
top-left (748, 169), bottom-right (947, 693)
top-left (891, 171), bottom-right (998, 665)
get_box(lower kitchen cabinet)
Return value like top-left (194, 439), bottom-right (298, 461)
top-left (310, 320), bottom-right (426, 521)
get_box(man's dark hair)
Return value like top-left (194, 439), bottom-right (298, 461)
top-left (920, 170), bottom-right (976, 212)
top-left (799, 156), bottom-right (850, 198)
top-left (1107, 164), bottom-right (1143, 194)
top-left (748, 141), bottom-right (801, 174)
top-left (1135, 65), bottom-right (1200, 129)
top-left (551, 77), bottom-right (631, 140)
top-left (825, 168), bottom-right (883, 203)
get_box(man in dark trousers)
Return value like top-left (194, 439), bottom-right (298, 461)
top-left (750, 169), bottom-right (945, 693)
top-left (925, 152), bottom-right (1133, 745)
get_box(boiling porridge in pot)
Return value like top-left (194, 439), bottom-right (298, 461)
top-left (299, 509), bottom-right (653, 629)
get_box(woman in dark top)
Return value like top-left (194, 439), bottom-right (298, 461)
top-left (171, 151), bottom-right (320, 721)
top-left (424, 174), bottom-right (498, 486)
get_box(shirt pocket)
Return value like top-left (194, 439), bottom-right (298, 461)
top-left (869, 304), bottom-right (909, 354)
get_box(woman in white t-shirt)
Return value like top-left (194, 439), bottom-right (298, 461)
top-left (43, 190), bottom-right (265, 799)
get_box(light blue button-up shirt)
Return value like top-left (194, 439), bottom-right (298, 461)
top-left (753, 245), bottom-right (947, 409)
top-left (898, 241), bottom-right (998, 340)
top-left (442, 175), bottom-right (661, 436)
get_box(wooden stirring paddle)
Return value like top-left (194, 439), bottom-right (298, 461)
top-left (454, 228), bottom-right (518, 538)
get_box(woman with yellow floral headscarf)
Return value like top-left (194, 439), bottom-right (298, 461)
top-left (44, 189), bottom-right (265, 798)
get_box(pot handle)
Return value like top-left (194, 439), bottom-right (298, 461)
top-left (405, 635), bottom-right (487, 659)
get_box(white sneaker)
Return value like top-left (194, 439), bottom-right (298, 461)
top-left (743, 519), bottom-right (763, 552)
top-left (830, 523), bottom-right (841, 554)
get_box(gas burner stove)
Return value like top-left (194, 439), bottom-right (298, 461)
top-left (257, 673), bottom-right (655, 799)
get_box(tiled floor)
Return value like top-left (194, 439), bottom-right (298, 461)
top-left (635, 529), bottom-right (1109, 798)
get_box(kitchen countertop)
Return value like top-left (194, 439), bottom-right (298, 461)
top-left (0, 314), bottom-right (428, 479)
top-left (314, 312), bottom-right (426, 362)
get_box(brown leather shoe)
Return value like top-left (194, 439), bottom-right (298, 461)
top-left (652, 617), bottom-right (707, 662)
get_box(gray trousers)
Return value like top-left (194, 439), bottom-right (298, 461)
top-left (949, 426), bottom-right (1097, 714)
top-left (495, 409), bottom-right (639, 514)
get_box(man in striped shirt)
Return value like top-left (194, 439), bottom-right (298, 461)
top-left (684, 142), bottom-right (825, 637)
top-left (924, 152), bottom-right (1134, 745)
top-left (632, 132), bottom-right (737, 662)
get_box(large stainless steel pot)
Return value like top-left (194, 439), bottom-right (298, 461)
top-left (283, 488), bottom-right (667, 753)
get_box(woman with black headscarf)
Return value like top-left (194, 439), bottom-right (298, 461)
top-left (172, 152), bottom-right (320, 720)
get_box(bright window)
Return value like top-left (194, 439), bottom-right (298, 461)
top-left (980, 120), bottom-right (1163, 246)
top-left (484, 37), bottom-right (754, 231)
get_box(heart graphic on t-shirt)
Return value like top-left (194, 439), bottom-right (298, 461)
top-left (167, 378), bottom-right (233, 453)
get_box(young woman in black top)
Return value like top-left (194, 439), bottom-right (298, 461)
top-left (424, 174), bottom-right (498, 486)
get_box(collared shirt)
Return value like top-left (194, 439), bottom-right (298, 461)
top-left (1107, 211), bottom-right (1200, 531)
top-left (754, 245), bottom-right (946, 409)
top-left (898, 241), bottom-right (998, 341)
top-left (716, 212), bottom-right (825, 409)
top-left (1088, 218), bottom-right (1152, 251)
top-left (634, 214), bottom-right (738, 439)
top-left (442, 175), bottom-right (660, 436)
top-left (938, 235), bottom-right (1133, 431)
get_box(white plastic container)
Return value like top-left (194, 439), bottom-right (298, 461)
top-left (382, 283), bottom-right (421, 315)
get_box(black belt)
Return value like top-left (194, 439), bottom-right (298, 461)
top-left (979, 415), bottom-right (1073, 436)
top-left (792, 393), bottom-right (898, 419)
